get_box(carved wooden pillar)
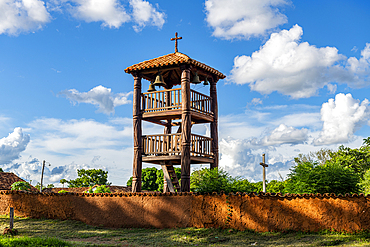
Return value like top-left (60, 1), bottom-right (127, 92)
top-left (180, 65), bottom-right (191, 192)
top-left (210, 78), bottom-right (219, 169)
top-left (163, 87), bottom-right (172, 192)
top-left (132, 74), bottom-right (142, 192)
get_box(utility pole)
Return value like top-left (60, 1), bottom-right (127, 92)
top-left (40, 160), bottom-right (51, 192)
top-left (259, 154), bottom-right (268, 193)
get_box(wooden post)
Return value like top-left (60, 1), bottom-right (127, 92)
top-left (180, 65), bottom-right (191, 192)
top-left (40, 160), bottom-right (45, 192)
top-left (260, 154), bottom-right (268, 193)
top-left (163, 88), bottom-right (172, 192)
top-left (210, 78), bottom-right (219, 169)
top-left (9, 207), bottom-right (14, 230)
top-left (132, 74), bottom-right (142, 192)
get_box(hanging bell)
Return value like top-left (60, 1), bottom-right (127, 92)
top-left (148, 82), bottom-right (156, 92)
top-left (153, 71), bottom-right (166, 87)
top-left (203, 77), bottom-right (209, 86)
top-left (192, 72), bottom-right (201, 84)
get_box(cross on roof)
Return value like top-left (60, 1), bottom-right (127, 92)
top-left (170, 32), bottom-right (182, 53)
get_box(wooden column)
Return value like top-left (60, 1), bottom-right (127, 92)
top-left (180, 65), bottom-right (191, 192)
top-left (163, 87), bottom-right (172, 192)
top-left (132, 74), bottom-right (142, 192)
top-left (210, 77), bottom-right (219, 169)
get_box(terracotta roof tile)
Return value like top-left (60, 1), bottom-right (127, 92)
top-left (0, 172), bottom-right (38, 192)
top-left (125, 52), bottom-right (226, 79)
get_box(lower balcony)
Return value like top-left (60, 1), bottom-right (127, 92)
top-left (141, 133), bottom-right (214, 165)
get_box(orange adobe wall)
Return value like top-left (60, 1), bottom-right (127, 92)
top-left (1, 191), bottom-right (370, 232)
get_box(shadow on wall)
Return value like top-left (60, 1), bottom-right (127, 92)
top-left (1, 191), bottom-right (370, 232)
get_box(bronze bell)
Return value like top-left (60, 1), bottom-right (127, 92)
top-left (192, 72), bottom-right (201, 84)
top-left (203, 77), bottom-right (209, 86)
top-left (148, 82), bottom-right (156, 92)
top-left (153, 71), bottom-right (166, 87)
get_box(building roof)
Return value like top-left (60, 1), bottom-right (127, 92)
top-left (124, 52), bottom-right (226, 85)
top-left (0, 172), bottom-right (38, 192)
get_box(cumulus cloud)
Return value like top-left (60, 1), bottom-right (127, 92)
top-left (62, 0), bottom-right (165, 30)
top-left (259, 124), bottom-right (308, 146)
top-left (0, 127), bottom-right (30, 164)
top-left (0, 0), bottom-right (51, 35)
top-left (204, 0), bottom-right (289, 40)
top-left (230, 25), bottom-right (346, 98)
top-left (67, 0), bottom-right (130, 28)
top-left (314, 93), bottom-right (370, 145)
top-left (59, 85), bottom-right (132, 115)
top-left (130, 0), bottom-right (165, 32)
top-left (230, 25), bottom-right (370, 99)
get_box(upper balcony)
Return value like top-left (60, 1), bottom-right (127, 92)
top-left (141, 88), bottom-right (213, 124)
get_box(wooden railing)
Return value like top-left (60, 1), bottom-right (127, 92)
top-left (141, 88), bottom-right (212, 116)
top-left (190, 90), bottom-right (212, 116)
top-left (142, 133), bottom-right (213, 158)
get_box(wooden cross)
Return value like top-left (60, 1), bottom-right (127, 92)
top-left (259, 154), bottom-right (268, 193)
top-left (171, 32), bottom-right (182, 53)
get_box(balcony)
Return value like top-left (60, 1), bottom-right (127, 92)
top-left (141, 133), bottom-right (214, 165)
top-left (141, 88), bottom-right (213, 124)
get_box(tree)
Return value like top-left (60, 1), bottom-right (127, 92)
top-left (126, 167), bottom-right (181, 191)
top-left (67, 169), bottom-right (110, 188)
top-left (60, 179), bottom-right (67, 188)
top-left (284, 161), bottom-right (360, 195)
top-left (266, 180), bottom-right (286, 193)
top-left (11, 181), bottom-right (31, 191)
top-left (294, 148), bottom-right (333, 165)
top-left (0, 168), bottom-right (3, 172)
top-left (190, 168), bottom-right (235, 193)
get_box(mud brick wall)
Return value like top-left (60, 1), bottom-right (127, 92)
top-left (1, 190), bottom-right (370, 232)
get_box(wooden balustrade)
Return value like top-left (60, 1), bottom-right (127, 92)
top-left (190, 90), bottom-right (212, 116)
top-left (142, 133), bottom-right (213, 158)
top-left (141, 88), bottom-right (212, 116)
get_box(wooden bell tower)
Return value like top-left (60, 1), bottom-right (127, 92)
top-left (124, 33), bottom-right (225, 192)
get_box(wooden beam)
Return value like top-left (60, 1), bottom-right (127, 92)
top-left (210, 77), bottom-right (219, 169)
top-left (161, 162), bottom-right (175, 192)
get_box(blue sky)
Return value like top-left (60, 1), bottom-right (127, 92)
top-left (1, 0), bottom-right (370, 186)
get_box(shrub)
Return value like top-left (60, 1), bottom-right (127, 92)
top-left (11, 181), bottom-right (31, 191)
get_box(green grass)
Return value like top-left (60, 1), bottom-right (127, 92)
top-left (0, 215), bottom-right (370, 246)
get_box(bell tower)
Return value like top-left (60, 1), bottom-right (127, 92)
top-left (124, 33), bottom-right (225, 192)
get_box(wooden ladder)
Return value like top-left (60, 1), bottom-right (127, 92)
top-left (161, 162), bottom-right (180, 192)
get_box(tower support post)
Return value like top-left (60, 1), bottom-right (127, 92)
top-left (210, 78), bottom-right (219, 169)
top-left (180, 65), bottom-right (191, 192)
top-left (132, 74), bottom-right (142, 192)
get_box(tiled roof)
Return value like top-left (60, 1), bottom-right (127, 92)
top-left (125, 52), bottom-right (226, 79)
top-left (0, 172), bottom-right (38, 192)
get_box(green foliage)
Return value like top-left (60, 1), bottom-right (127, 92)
top-left (0, 236), bottom-right (71, 246)
top-left (284, 161), bottom-right (360, 195)
top-left (126, 167), bottom-right (181, 191)
top-left (190, 168), bottom-right (237, 193)
top-left (86, 185), bottom-right (111, 193)
top-left (0, 168), bottom-right (3, 172)
top-left (11, 181), bottom-right (31, 191)
top-left (294, 148), bottom-right (333, 165)
top-left (360, 169), bottom-right (370, 195)
top-left (67, 169), bottom-right (110, 188)
top-left (266, 180), bottom-right (286, 193)
top-left (58, 190), bottom-right (69, 193)
top-left (60, 179), bottom-right (68, 187)
top-left (328, 144), bottom-right (370, 178)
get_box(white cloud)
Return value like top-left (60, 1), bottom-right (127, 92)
top-left (259, 124), bottom-right (308, 146)
top-left (204, 0), bottom-right (289, 40)
top-left (0, 0), bottom-right (51, 35)
top-left (0, 128), bottom-right (30, 164)
top-left (314, 93), bottom-right (370, 145)
top-left (67, 0), bottom-right (130, 28)
top-left (346, 43), bottom-right (370, 87)
top-left (130, 0), bottom-right (165, 32)
top-left (59, 85), bottom-right (132, 115)
top-left (230, 25), bottom-right (346, 98)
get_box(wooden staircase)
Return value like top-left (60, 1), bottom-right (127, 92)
top-left (161, 162), bottom-right (180, 192)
